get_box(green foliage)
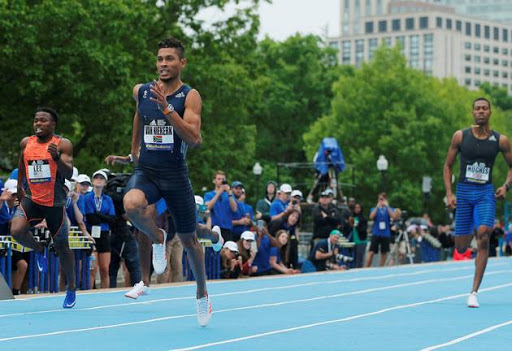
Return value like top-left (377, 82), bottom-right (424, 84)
top-left (303, 45), bottom-right (506, 221)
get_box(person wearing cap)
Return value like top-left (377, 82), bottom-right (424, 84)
top-left (220, 241), bottom-right (242, 279)
top-left (270, 183), bottom-right (298, 221)
top-left (0, 180), bottom-right (29, 295)
top-left (64, 179), bottom-right (92, 243)
top-left (312, 189), bottom-right (341, 244)
top-left (83, 170), bottom-right (116, 288)
top-left (11, 107), bottom-right (77, 308)
top-left (237, 230), bottom-right (258, 276)
top-left (76, 174), bottom-right (92, 195)
top-left (256, 181), bottom-right (278, 219)
top-left (204, 170), bottom-right (238, 242)
top-left (231, 181), bottom-right (255, 241)
top-left (308, 230), bottom-right (347, 272)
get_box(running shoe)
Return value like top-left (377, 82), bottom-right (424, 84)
top-left (152, 229), bottom-right (168, 274)
top-left (196, 295), bottom-right (212, 327)
top-left (35, 251), bottom-right (47, 273)
top-left (63, 289), bottom-right (76, 309)
top-left (124, 281), bottom-right (150, 299)
top-left (467, 291), bottom-right (479, 308)
top-left (210, 226), bottom-right (224, 252)
top-left (452, 248), bottom-right (471, 261)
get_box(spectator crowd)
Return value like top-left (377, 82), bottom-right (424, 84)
top-left (1, 167), bottom-right (511, 295)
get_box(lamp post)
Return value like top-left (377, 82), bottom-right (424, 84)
top-left (376, 155), bottom-right (388, 192)
top-left (422, 176), bottom-right (432, 213)
top-left (252, 162), bottom-right (263, 200)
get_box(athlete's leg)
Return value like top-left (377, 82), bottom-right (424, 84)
top-left (196, 223), bottom-right (220, 242)
top-left (178, 231), bottom-right (207, 298)
top-left (10, 202), bottom-right (45, 253)
top-left (472, 225), bottom-right (491, 293)
top-left (471, 186), bottom-right (495, 293)
top-left (124, 189), bottom-right (164, 244)
top-left (50, 215), bottom-right (76, 290)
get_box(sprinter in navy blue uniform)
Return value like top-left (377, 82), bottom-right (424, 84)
top-left (444, 97), bottom-right (512, 308)
top-left (118, 37), bottom-right (214, 326)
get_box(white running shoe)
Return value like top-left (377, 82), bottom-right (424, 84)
top-left (467, 291), bottom-right (479, 308)
top-left (152, 229), bottom-right (168, 274)
top-left (125, 281), bottom-right (147, 299)
top-left (210, 226), bottom-right (224, 252)
top-left (196, 295), bottom-right (212, 327)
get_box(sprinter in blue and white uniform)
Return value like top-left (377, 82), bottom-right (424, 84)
top-left (443, 97), bottom-right (512, 308)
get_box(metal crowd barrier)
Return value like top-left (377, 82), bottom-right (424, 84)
top-left (0, 226), bottom-right (93, 294)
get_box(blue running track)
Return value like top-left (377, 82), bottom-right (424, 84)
top-left (1, 258), bottom-right (512, 350)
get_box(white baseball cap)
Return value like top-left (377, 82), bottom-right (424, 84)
top-left (194, 195), bottom-right (204, 206)
top-left (223, 241), bottom-right (239, 253)
top-left (3, 179), bottom-right (17, 194)
top-left (76, 174), bottom-right (92, 185)
top-left (240, 231), bottom-right (255, 241)
top-left (291, 190), bottom-right (303, 199)
top-left (92, 170), bottom-right (108, 181)
top-left (64, 179), bottom-right (72, 191)
top-left (279, 183), bottom-right (292, 193)
top-left (71, 167), bottom-right (79, 181)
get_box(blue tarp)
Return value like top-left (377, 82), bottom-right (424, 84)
top-left (314, 137), bottom-right (345, 175)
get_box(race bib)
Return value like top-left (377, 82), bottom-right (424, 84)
top-left (144, 119), bottom-right (174, 151)
top-left (27, 159), bottom-right (51, 183)
top-left (465, 162), bottom-right (490, 184)
top-left (91, 226), bottom-right (101, 238)
top-left (379, 222), bottom-right (386, 230)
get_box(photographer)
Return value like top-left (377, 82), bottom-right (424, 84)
top-left (365, 192), bottom-right (399, 267)
top-left (204, 170), bottom-right (237, 242)
top-left (270, 184), bottom-right (300, 221)
top-left (220, 241), bottom-right (242, 279)
top-left (103, 172), bottom-right (142, 289)
top-left (308, 230), bottom-right (348, 271)
top-left (231, 182), bottom-right (255, 241)
top-left (312, 189), bottom-right (341, 243)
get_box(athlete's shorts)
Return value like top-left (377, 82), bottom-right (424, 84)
top-left (369, 235), bottom-right (390, 254)
top-left (14, 197), bottom-right (68, 244)
top-left (125, 165), bottom-right (196, 233)
top-left (455, 183), bottom-right (495, 236)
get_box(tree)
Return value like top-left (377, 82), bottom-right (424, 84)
top-left (303, 46), bottom-right (488, 221)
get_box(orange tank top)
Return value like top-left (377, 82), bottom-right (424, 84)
top-left (23, 135), bottom-right (66, 207)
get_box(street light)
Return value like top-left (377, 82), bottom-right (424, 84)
top-left (253, 162), bottom-right (263, 199)
top-left (376, 155), bottom-right (388, 192)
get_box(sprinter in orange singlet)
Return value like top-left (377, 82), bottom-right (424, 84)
top-left (11, 107), bottom-right (77, 308)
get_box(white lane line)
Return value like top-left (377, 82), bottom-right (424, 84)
top-left (0, 271), bottom-right (509, 343)
top-left (0, 266), bottom-right (476, 318)
top-left (3, 260), bottom-right (507, 303)
top-left (420, 320), bottom-right (512, 351)
top-left (169, 282), bottom-right (512, 351)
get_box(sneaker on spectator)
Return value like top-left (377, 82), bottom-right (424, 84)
top-left (125, 281), bottom-right (149, 299)
top-left (467, 291), bottom-right (479, 308)
top-left (35, 251), bottom-right (47, 273)
top-left (196, 295), bottom-right (212, 327)
top-left (152, 229), bottom-right (167, 274)
top-left (63, 289), bottom-right (76, 309)
top-left (210, 226), bottom-right (224, 252)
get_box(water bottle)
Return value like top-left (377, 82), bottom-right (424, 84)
top-left (89, 255), bottom-right (95, 271)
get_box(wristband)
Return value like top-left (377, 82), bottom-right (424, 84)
top-left (163, 103), bottom-right (175, 116)
top-left (128, 154), bottom-right (133, 163)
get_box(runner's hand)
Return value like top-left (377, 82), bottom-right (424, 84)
top-left (105, 155), bottom-right (130, 166)
top-left (495, 186), bottom-right (507, 200)
top-left (149, 80), bottom-right (169, 111)
top-left (47, 142), bottom-right (60, 161)
top-left (446, 193), bottom-right (457, 209)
